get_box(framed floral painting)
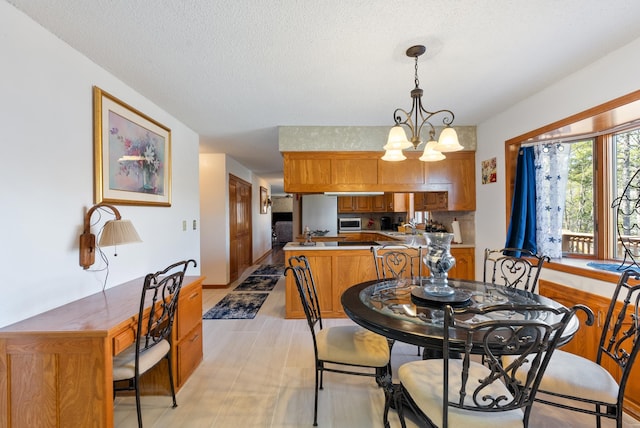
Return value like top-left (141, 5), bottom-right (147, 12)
top-left (93, 86), bottom-right (171, 206)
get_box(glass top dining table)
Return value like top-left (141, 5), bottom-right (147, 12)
top-left (341, 278), bottom-right (580, 354)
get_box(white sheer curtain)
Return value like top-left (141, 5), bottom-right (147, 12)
top-left (534, 143), bottom-right (570, 258)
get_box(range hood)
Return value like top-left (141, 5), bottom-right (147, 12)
top-left (323, 191), bottom-right (384, 196)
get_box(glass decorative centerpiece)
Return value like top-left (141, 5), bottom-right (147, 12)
top-left (422, 232), bottom-right (456, 296)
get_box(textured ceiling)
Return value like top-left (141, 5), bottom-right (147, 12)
top-left (7, 0), bottom-right (640, 193)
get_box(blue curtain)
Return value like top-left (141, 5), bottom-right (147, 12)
top-left (505, 147), bottom-right (537, 253)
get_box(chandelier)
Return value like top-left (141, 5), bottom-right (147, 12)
top-left (382, 45), bottom-right (463, 162)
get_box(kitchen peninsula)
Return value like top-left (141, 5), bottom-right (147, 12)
top-left (283, 232), bottom-right (474, 318)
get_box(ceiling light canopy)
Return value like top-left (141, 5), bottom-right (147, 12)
top-left (383, 45), bottom-right (463, 162)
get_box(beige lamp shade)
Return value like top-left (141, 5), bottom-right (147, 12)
top-left (80, 203), bottom-right (142, 269)
top-left (419, 140), bottom-right (446, 162)
top-left (433, 126), bottom-right (463, 152)
top-left (381, 148), bottom-right (407, 161)
top-left (99, 219), bottom-right (142, 247)
top-left (383, 125), bottom-right (413, 150)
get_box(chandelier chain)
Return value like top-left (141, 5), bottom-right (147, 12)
top-left (414, 55), bottom-right (420, 89)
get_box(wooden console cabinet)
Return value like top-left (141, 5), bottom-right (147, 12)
top-left (0, 275), bottom-right (204, 428)
top-left (539, 279), bottom-right (640, 420)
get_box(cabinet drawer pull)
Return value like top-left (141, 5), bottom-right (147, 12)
top-left (188, 292), bottom-right (199, 300)
top-left (190, 333), bottom-right (200, 343)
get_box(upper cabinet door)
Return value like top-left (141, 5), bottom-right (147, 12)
top-left (378, 157), bottom-right (425, 185)
top-left (425, 152), bottom-right (475, 211)
top-left (284, 155), bottom-right (331, 192)
top-left (332, 159), bottom-right (378, 185)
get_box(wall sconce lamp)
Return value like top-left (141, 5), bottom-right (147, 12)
top-left (79, 203), bottom-right (142, 269)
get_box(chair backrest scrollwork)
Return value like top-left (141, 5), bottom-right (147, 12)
top-left (440, 302), bottom-right (589, 427)
top-left (483, 247), bottom-right (550, 293)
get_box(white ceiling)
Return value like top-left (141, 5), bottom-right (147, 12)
top-left (8, 1), bottom-right (640, 193)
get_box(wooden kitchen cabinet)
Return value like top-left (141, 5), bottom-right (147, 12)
top-left (372, 194), bottom-right (387, 211)
top-left (424, 151), bottom-right (476, 210)
top-left (449, 247), bottom-right (475, 280)
top-left (539, 279), bottom-right (640, 420)
top-left (283, 156), bottom-right (331, 191)
top-left (338, 196), bottom-right (354, 213)
top-left (283, 151), bottom-right (475, 210)
top-left (338, 194), bottom-right (407, 213)
top-left (331, 158), bottom-right (378, 185)
top-left (414, 191), bottom-right (448, 211)
top-left (377, 156), bottom-right (425, 185)
top-left (284, 247), bottom-right (378, 318)
top-left (385, 193), bottom-right (407, 212)
top-left (337, 196), bottom-right (372, 213)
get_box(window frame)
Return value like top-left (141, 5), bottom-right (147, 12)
top-left (505, 90), bottom-right (640, 262)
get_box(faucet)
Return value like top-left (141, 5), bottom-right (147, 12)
top-left (303, 226), bottom-right (314, 245)
top-left (402, 219), bottom-right (417, 235)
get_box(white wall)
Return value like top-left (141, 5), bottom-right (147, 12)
top-left (252, 176), bottom-right (273, 262)
top-left (199, 154), bottom-right (228, 285)
top-left (199, 154), bottom-right (273, 285)
top-left (0, 3), bottom-right (201, 327)
top-left (475, 36), bottom-right (640, 298)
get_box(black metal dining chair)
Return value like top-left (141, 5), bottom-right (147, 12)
top-left (371, 244), bottom-right (425, 357)
top-left (483, 247), bottom-right (550, 293)
top-left (286, 255), bottom-right (391, 426)
top-left (371, 244), bottom-right (424, 282)
top-left (384, 302), bottom-right (587, 428)
top-left (112, 259), bottom-right (197, 428)
top-left (505, 269), bottom-right (640, 428)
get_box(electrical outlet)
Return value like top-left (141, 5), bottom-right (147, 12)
top-left (182, 220), bottom-right (187, 231)
top-left (192, 219), bottom-right (197, 230)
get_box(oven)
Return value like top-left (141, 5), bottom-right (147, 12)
top-left (339, 217), bottom-right (362, 231)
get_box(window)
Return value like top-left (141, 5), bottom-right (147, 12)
top-left (562, 139), bottom-right (595, 256)
top-left (612, 128), bottom-right (640, 259)
top-left (505, 90), bottom-right (640, 262)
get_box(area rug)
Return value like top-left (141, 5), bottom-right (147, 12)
top-left (250, 263), bottom-right (285, 276)
top-left (203, 293), bottom-right (269, 320)
top-left (234, 275), bottom-right (280, 292)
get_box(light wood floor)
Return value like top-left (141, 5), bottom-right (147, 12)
top-left (114, 247), bottom-right (640, 427)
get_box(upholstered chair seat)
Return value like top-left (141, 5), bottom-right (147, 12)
top-left (399, 359), bottom-right (525, 428)
top-left (316, 325), bottom-right (390, 367)
top-left (113, 339), bottom-right (171, 381)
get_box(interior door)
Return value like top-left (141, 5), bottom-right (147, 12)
top-left (229, 174), bottom-right (253, 283)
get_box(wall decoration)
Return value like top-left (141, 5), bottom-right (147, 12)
top-left (93, 86), bottom-right (171, 206)
top-left (481, 157), bottom-right (497, 184)
top-left (260, 186), bottom-right (269, 214)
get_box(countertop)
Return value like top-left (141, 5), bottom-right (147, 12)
top-left (285, 231), bottom-right (474, 250)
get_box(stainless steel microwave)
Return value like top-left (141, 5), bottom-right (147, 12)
top-left (339, 217), bottom-right (362, 231)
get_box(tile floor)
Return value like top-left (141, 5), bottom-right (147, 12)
top-left (113, 259), bottom-right (640, 427)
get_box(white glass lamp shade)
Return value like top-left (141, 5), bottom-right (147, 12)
top-left (381, 148), bottom-right (407, 161)
top-left (383, 125), bottom-right (412, 150)
top-left (419, 140), bottom-right (446, 162)
top-left (433, 127), bottom-right (463, 152)
top-left (99, 219), bottom-right (142, 247)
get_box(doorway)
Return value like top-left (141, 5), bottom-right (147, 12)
top-left (229, 174), bottom-right (252, 283)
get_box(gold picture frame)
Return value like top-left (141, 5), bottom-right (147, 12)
top-left (93, 86), bottom-right (171, 206)
top-left (260, 186), bottom-right (268, 214)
